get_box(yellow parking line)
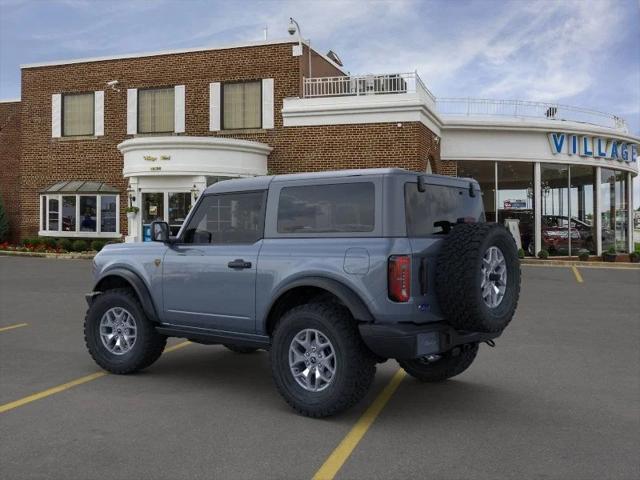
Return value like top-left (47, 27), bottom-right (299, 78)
top-left (0, 341), bottom-right (191, 414)
top-left (0, 323), bottom-right (28, 333)
top-left (312, 368), bottom-right (406, 480)
top-left (571, 265), bottom-right (584, 283)
top-left (164, 340), bottom-right (191, 353)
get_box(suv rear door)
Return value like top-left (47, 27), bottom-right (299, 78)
top-left (161, 191), bottom-right (266, 333)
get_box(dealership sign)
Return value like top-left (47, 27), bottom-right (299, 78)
top-left (548, 133), bottom-right (638, 163)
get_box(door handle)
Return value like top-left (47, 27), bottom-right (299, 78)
top-left (227, 259), bottom-right (252, 269)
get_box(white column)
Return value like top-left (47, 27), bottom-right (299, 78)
top-left (534, 162), bottom-right (542, 256)
top-left (628, 172), bottom-right (634, 253)
top-left (595, 167), bottom-right (602, 256)
top-left (125, 177), bottom-right (140, 243)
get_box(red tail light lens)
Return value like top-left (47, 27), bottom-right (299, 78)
top-left (388, 255), bottom-right (411, 302)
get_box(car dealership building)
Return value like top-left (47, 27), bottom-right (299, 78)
top-left (0, 38), bottom-right (637, 255)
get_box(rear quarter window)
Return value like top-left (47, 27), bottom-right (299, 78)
top-left (405, 182), bottom-right (484, 236)
top-left (277, 182), bottom-right (375, 234)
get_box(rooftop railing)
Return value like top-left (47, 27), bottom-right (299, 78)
top-left (434, 98), bottom-right (628, 132)
top-left (303, 72), bottom-right (436, 102)
top-left (301, 73), bottom-right (628, 132)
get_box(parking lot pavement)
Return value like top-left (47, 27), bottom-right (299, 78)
top-left (0, 257), bottom-right (638, 480)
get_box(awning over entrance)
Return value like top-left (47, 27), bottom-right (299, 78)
top-left (41, 180), bottom-right (120, 194)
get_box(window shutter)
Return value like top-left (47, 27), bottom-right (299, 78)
top-left (262, 78), bottom-right (274, 129)
top-left (127, 88), bottom-right (137, 134)
top-left (94, 91), bottom-right (104, 136)
top-left (51, 94), bottom-right (62, 138)
top-left (174, 85), bottom-right (185, 133)
top-left (209, 82), bottom-right (221, 131)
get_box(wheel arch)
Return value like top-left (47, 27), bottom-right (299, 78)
top-left (263, 276), bottom-right (374, 336)
top-left (93, 269), bottom-right (159, 322)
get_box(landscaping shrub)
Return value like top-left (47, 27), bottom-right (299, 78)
top-left (517, 248), bottom-right (525, 259)
top-left (58, 238), bottom-right (73, 252)
top-left (0, 195), bottom-right (9, 242)
top-left (537, 249), bottom-right (549, 259)
top-left (629, 251), bottom-right (640, 263)
top-left (577, 249), bottom-right (589, 261)
top-left (71, 239), bottom-right (88, 252)
top-left (39, 237), bottom-right (57, 249)
top-left (90, 240), bottom-right (107, 252)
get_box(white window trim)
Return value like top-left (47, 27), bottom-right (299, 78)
top-left (94, 90), bottom-right (104, 136)
top-left (51, 94), bottom-right (62, 138)
top-left (174, 85), bottom-right (185, 133)
top-left (127, 88), bottom-right (137, 135)
top-left (262, 78), bottom-right (274, 129)
top-left (39, 193), bottom-right (121, 238)
top-left (209, 82), bottom-right (221, 131)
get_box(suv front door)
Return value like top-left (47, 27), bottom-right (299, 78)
top-left (161, 191), bottom-right (266, 333)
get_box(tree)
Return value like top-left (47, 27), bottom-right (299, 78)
top-left (0, 195), bottom-right (9, 242)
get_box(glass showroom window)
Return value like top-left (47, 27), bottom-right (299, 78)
top-left (457, 161), bottom-right (496, 221)
top-left (569, 165), bottom-right (596, 254)
top-left (540, 164), bottom-right (570, 256)
top-left (138, 87), bottom-right (174, 133)
top-left (63, 92), bottom-right (94, 136)
top-left (601, 169), bottom-right (628, 253)
top-left (222, 81), bottom-right (261, 129)
top-left (497, 162), bottom-right (535, 255)
top-left (40, 194), bottom-right (119, 237)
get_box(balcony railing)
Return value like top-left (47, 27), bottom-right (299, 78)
top-left (303, 72), bottom-right (435, 101)
top-left (302, 73), bottom-right (628, 132)
top-left (436, 98), bottom-right (628, 132)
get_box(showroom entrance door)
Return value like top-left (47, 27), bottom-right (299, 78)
top-left (141, 191), bottom-right (192, 241)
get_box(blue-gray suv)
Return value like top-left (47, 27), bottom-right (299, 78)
top-left (85, 169), bottom-right (521, 417)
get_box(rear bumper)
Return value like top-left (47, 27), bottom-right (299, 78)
top-left (359, 322), bottom-right (501, 360)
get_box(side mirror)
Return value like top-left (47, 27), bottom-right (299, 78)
top-left (151, 221), bottom-right (170, 243)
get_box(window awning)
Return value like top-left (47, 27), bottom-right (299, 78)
top-left (41, 181), bottom-right (120, 194)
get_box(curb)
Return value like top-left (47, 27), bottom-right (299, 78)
top-left (521, 258), bottom-right (640, 269)
top-left (0, 250), bottom-right (95, 260)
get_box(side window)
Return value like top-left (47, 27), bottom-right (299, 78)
top-left (182, 191), bottom-right (265, 244)
top-left (277, 183), bottom-right (375, 234)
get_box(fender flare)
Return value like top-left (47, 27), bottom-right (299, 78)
top-left (265, 276), bottom-right (374, 324)
top-left (93, 268), bottom-right (159, 322)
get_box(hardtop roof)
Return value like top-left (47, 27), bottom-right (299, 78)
top-left (203, 168), bottom-right (478, 195)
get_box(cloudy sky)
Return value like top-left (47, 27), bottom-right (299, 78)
top-left (1, 0), bottom-right (638, 204)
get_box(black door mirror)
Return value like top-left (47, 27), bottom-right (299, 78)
top-left (151, 221), bottom-right (170, 242)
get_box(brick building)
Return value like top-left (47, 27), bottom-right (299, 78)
top-left (0, 37), bottom-right (637, 254)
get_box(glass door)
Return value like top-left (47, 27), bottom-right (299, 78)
top-left (141, 192), bottom-right (192, 241)
top-left (541, 164), bottom-right (570, 256)
top-left (142, 193), bottom-right (165, 242)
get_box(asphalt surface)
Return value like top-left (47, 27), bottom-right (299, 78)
top-left (0, 256), bottom-right (638, 480)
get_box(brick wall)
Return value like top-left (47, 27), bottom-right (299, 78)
top-left (0, 101), bottom-right (21, 242)
top-left (15, 41), bottom-right (441, 240)
top-left (18, 42), bottom-right (303, 239)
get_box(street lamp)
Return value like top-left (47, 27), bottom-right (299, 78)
top-left (288, 17), bottom-right (312, 78)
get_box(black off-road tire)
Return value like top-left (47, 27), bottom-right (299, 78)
top-left (223, 344), bottom-right (259, 354)
top-left (435, 223), bottom-right (521, 333)
top-left (270, 303), bottom-right (376, 418)
top-left (84, 288), bottom-right (167, 374)
top-left (398, 343), bottom-right (479, 382)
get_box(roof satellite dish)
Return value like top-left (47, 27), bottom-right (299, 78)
top-left (326, 50), bottom-right (343, 66)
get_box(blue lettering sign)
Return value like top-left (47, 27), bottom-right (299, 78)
top-left (609, 141), bottom-right (619, 160)
top-left (580, 136), bottom-right (593, 156)
top-left (570, 135), bottom-right (579, 155)
top-left (548, 133), bottom-right (565, 154)
top-left (620, 143), bottom-right (628, 162)
top-left (596, 138), bottom-right (607, 157)
top-left (631, 144), bottom-right (638, 162)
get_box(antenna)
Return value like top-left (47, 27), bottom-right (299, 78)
top-left (263, 25), bottom-right (268, 40)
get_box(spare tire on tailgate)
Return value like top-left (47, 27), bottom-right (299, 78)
top-left (435, 223), bottom-right (520, 333)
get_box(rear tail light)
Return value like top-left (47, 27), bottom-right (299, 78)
top-left (388, 255), bottom-right (411, 302)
